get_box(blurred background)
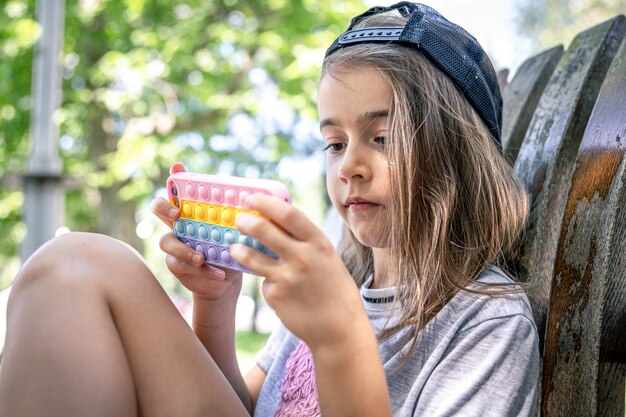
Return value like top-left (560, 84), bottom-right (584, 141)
top-left (1, 0), bottom-right (625, 369)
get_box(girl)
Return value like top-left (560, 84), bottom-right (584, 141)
top-left (0, 2), bottom-right (539, 416)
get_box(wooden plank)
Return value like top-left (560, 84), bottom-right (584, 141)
top-left (511, 15), bottom-right (626, 348)
top-left (542, 33), bottom-right (626, 417)
top-left (497, 68), bottom-right (510, 92)
top-left (501, 46), bottom-right (563, 164)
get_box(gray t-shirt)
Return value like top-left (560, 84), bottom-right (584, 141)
top-left (254, 267), bottom-right (540, 417)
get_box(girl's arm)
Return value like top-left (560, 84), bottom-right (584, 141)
top-left (311, 308), bottom-right (391, 417)
top-left (231, 194), bottom-right (392, 417)
top-left (191, 286), bottom-right (252, 412)
top-left (192, 290), bottom-right (268, 412)
top-left (153, 195), bottom-right (264, 414)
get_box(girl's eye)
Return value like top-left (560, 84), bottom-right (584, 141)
top-left (374, 136), bottom-right (386, 146)
top-left (323, 143), bottom-right (344, 153)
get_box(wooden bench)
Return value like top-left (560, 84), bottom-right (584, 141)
top-left (500, 14), bottom-right (626, 417)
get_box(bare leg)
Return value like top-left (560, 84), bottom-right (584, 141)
top-left (0, 232), bottom-right (249, 417)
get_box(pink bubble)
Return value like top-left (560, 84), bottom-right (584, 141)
top-left (225, 188), bottom-right (236, 205)
top-left (211, 186), bottom-right (223, 202)
top-left (198, 184), bottom-right (209, 200)
top-left (239, 190), bottom-right (249, 207)
top-left (185, 183), bottom-right (197, 199)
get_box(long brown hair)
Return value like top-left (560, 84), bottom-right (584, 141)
top-left (322, 15), bottom-right (529, 355)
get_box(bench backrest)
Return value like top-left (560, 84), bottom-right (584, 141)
top-left (501, 15), bottom-right (626, 417)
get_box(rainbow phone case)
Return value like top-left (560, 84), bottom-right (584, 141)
top-left (166, 172), bottom-right (291, 273)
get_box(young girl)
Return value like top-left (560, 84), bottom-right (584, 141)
top-left (0, 2), bottom-right (539, 416)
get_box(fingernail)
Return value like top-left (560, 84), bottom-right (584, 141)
top-left (192, 253), bottom-right (203, 265)
top-left (236, 213), bottom-right (254, 228)
top-left (169, 207), bottom-right (179, 219)
top-left (230, 243), bottom-right (241, 256)
top-left (212, 269), bottom-right (225, 280)
top-left (245, 194), bottom-right (257, 207)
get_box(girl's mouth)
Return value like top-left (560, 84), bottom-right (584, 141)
top-left (348, 202), bottom-right (379, 211)
top-left (344, 197), bottom-right (380, 211)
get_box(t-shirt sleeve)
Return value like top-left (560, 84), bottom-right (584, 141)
top-left (412, 314), bottom-right (540, 417)
top-left (255, 322), bottom-right (289, 374)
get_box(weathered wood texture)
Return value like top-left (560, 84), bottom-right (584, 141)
top-left (512, 15), bottom-right (626, 349)
top-left (541, 33), bottom-right (626, 417)
top-left (501, 46), bottom-right (563, 164)
top-left (500, 14), bottom-right (626, 417)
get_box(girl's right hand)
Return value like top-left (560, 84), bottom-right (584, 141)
top-left (151, 163), bottom-right (243, 301)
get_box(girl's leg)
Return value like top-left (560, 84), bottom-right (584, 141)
top-left (0, 232), bottom-right (249, 417)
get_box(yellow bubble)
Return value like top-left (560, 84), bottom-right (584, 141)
top-left (195, 204), bottom-right (206, 220)
top-left (207, 206), bottom-right (219, 222)
top-left (222, 208), bottom-right (233, 225)
top-left (182, 201), bottom-right (193, 218)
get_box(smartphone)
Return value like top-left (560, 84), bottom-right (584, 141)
top-left (166, 172), bottom-right (291, 273)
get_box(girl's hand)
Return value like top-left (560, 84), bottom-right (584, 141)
top-left (151, 163), bottom-right (243, 301)
top-left (230, 194), bottom-right (368, 351)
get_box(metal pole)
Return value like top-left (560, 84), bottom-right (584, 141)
top-left (21, 0), bottom-right (66, 261)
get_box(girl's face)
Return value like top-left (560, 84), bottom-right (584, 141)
top-left (318, 67), bottom-right (392, 248)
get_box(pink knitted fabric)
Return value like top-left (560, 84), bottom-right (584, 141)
top-left (273, 341), bottom-right (320, 417)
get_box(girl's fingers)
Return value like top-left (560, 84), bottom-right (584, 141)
top-left (245, 194), bottom-right (322, 242)
top-left (230, 243), bottom-right (280, 278)
top-left (159, 232), bottom-right (204, 266)
top-left (165, 254), bottom-right (225, 281)
top-left (162, 234), bottom-right (228, 280)
top-left (151, 162), bottom-right (185, 228)
top-left (235, 213), bottom-right (299, 259)
top-left (260, 277), bottom-right (274, 301)
top-left (151, 197), bottom-right (180, 229)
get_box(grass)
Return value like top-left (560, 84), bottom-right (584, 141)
top-left (235, 330), bottom-right (271, 373)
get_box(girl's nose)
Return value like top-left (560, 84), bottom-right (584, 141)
top-left (337, 144), bottom-right (372, 183)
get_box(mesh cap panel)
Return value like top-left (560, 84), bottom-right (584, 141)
top-left (325, 2), bottom-right (503, 148)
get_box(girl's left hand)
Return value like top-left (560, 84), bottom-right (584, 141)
top-left (230, 194), bottom-right (367, 351)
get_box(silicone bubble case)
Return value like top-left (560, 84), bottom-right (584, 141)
top-left (166, 172), bottom-right (292, 273)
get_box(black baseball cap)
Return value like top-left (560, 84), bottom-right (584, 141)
top-left (325, 2), bottom-right (503, 148)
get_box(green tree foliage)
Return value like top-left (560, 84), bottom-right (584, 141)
top-left (514, 0), bottom-right (626, 50)
top-left (0, 1), bottom-right (35, 287)
top-left (0, 0), bottom-right (363, 288)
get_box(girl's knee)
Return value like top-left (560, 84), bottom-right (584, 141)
top-left (12, 232), bottom-right (147, 293)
